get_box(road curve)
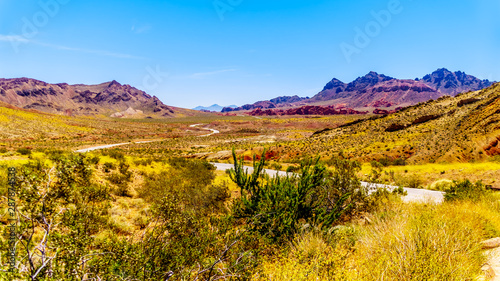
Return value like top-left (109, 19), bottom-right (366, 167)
top-left (189, 124), bottom-right (220, 137)
top-left (211, 163), bottom-right (444, 203)
top-left (74, 138), bottom-right (444, 204)
top-left (75, 143), bottom-right (131, 153)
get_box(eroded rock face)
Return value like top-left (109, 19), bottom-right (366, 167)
top-left (247, 105), bottom-right (368, 116)
top-left (0, 78), bottom-right (174, 116)
top-left (484, 137), bottom-right (500, 156)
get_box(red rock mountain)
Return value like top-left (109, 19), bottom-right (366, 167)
top-left (223, 69), bottom-right (494, 113)
top-left (310, 69), bottom-right (494, 108)
top-left (0, 78), bottom-right (174, 117)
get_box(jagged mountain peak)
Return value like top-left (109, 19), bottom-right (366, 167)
top-left (422, 68), bottom-right (494, 95)
top-left (108, 80), bottom-right (122, 88)
top-left (0, 78), bottom-right (176, 117)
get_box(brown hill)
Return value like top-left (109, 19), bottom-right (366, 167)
top-left (0, 78), bottom-right (178, 117)
top-left (310, 82), bottom-right (500, 163)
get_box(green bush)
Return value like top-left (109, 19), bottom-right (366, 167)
top-left (444, 179), bottom-right (487, 201)
top-left (16, 147), bottom-right (31, 155)
top-left (286, 165), bottom-right (299, 173)
top-left (103, 162), bottom-right (115, 173)
top-left (228, 150), bottom-right (365, 243)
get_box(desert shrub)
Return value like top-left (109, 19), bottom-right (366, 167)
top-left (327, 157), bottom-right (379, 220)
top-left (45, 149), bottom-right (65, 159)
top-left (369, 160), bottom-right (383, 182)
top-left (88, 155), bottom-right (100, 165)
top-left (286, 165), bottom-right (299, 173)
top-left (133, 158), bottom-right (153, 166)
top-left (392, 157), bottom-right (406, 166)
top-left (138, 158), bottom-right (229, 216)
top-left (103, 162), bottom-right (115, 173)
top-left (16, 147), bottom-right (31, 155)
top-left (91, 176), bottom-right (245, 281)
top-left (107, 161), bottom-right (132, 197)
top-left (0, 154), bottom-right (111, 280)
top-left (236, 128), bottom-right (260, 134)
top-left (377, 157), bottom-right (391, 167)
top-left (405, 174), bottom-right (423, 189)
top-left (229, 150), bottom-right (368, 243)
top-left (103, 148), bottom-right (125, 161)
top-left (373, 157), bottom-right (406, 167)
top-left (271, 162), bottom-right (282, 170)
top-left (430, 179), bottom-right (453, 191)
top-left (444, 179), bottom-right (487, 202)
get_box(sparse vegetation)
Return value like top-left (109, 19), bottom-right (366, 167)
top-left (1, 85), bottom-right (500, 279)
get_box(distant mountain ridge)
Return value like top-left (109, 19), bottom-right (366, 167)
top-left (222, 95), bottom-right (308, 112)
top-left (0, 78), bottom-right (177, 117)
top-left (193, 104), bottom-right (237, 112)
top-left (223, 68), bottom-right (494, 113)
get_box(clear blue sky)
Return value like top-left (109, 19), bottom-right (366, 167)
top-left (0, 0), bottom-right (498, 108)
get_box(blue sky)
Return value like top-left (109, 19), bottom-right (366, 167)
top-left (0, 0), bottom-right (499, 108)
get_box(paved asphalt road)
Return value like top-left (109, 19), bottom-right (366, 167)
top-left (74, 123), bottom-right (444, 204)
top-left (211, 163), bottom-right (444, 203)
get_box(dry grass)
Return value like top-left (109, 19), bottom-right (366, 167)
top-left (254, 193), bottom-right (500, 280)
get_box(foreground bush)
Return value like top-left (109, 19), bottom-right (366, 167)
top-left (444, 179), bottom-right (488, 201)
top-left (228, 150), bottom-right (371, 243)
top-left (0, 155), bottom-right (111, 280)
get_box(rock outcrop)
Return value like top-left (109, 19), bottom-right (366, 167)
top-left (0, 78), bottom-right (175, 117)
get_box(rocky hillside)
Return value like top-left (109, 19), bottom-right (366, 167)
top-left (0, 78), bottom-right (177, 117)
top-left (312, 82), bottom-right (500, 163)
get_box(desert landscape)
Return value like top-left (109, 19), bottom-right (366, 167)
top-left (1, 1), bottom-right (500, 280)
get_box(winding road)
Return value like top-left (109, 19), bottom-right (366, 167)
top-left (189, 124), bottom-right (220, 137)
top-left (211, 163), bottom-right (444, 203)
top-left (75, 124), bottom-right (444, 204)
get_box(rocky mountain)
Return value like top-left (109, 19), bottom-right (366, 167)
top-left (224, 69), bottom-right (494, 114)
top-left (309, 69), bottom-right (494, 108)
top-left (0, 78), bottom-right (177, 117)
top-left (420, 68), bottom-right (493, 95)
top-left (222, 95), bottom-right (308, 112)
top-left (193, 104), bottom-right (237, 112)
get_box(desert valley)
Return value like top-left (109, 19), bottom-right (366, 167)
top-left (1, 1), bottom-right (500, 280)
